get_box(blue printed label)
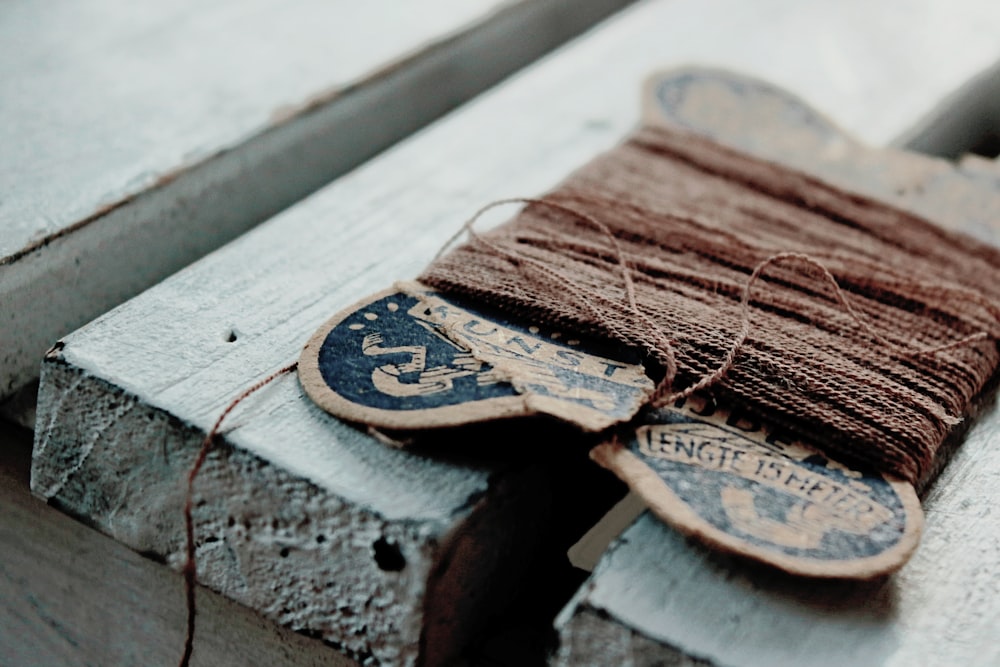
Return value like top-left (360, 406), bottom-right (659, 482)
top-left (595, 395), bottom-right (922, 577)
top-left (299, 282), bottom-right (654, 431)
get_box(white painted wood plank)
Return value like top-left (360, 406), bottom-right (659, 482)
top-left (0, 0), bottom-right (634, 403)
top-left (551, 69), bottom-right (1000, 667)
top-left (33, 354), bottom-right (560, 665)
top-left (0, 422), bottom-right (353, 667)
top-left (30, 0), bottom-right (1000, 405)
top-left (28, 0), bottom-right (1000, 664)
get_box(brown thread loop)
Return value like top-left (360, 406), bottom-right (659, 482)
top-left (422, 126), bottom-right (1000, 483)
top-left (438, 200), bottom-right (997, 412)
top-left (651, 251), bottom-right (995, 409)
top-left (180, 362), bottom-right (297, 667)
top-left (439, 198), bottom-right (680, 385)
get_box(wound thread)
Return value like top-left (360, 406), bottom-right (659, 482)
top-left (179, 362), bottom-right (297, 667)
top-left (420, 125), bottom-right (1000, 484)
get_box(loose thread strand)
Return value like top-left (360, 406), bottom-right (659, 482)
top-left (437, 197), bottom-right (680, 382)
top-left (179, 362), bottom-right (298, 667)
top-left (650, 251), bottom-right (995, 407)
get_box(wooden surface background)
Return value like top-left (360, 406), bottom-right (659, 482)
top-left (0, 0), bottom-right (632, 409)
top-left (0, 421), bottom-right (351, 667)
top-left (8, 0), bottom-right (1000, 665)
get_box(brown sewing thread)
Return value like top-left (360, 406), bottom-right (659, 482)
top-left (421, 125), bottom-right (1000, 483)
top-left (436, 198), bottom-right (680, 381)
top-left (436, 202), bottom-right (992, 411)
top-left (179, 362), bottom-right (297, 667)
top-left (654, 251), bottom-right (992, 410)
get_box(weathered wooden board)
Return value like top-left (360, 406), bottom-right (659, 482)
top-left (0, 422), bottom-right (354, 667)
top-left (28, 0), bottom-right (1000, 665)
top-left (551, 70), bottom-right (1000, 666)
top-left (33, 353), bottom-right (561, 665)
top-left (902, 59), bottom-right (1000, 158)
top-left (0, 0), bottom-right (634, 413)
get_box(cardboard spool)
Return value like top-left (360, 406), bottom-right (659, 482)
top-left (295, 67), bottom-right (999, 578)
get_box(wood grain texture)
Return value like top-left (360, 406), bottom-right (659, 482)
top-left (0, 0), bottom-right (635, 403)
top-left (552, 69), bottom-right (1000, 667)
top-left (33, 354), bottom-right (558, 666)
top-left (28, 0), bottom-right (1000, 665)
top-left (0, 421), bottom-right (354, 667)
